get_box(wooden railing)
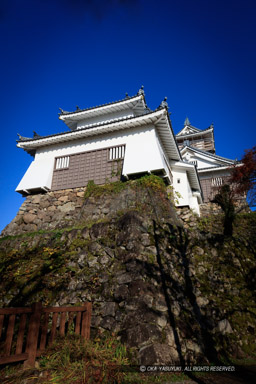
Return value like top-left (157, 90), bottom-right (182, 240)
top-left (0, 302), bottom-right (92, 367)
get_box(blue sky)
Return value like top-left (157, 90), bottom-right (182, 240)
top-left (0, 0), bottom-right (255, 232)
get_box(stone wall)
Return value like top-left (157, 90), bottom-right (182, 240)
top-left (0, 182), bottom-right (255, 364)
top-left (1, 181), bottom-right (181, 238)
top-left (2, 183), bottom-right (244, 238)
top-left (0, 189), bottom-right (221, 238)
top-left (199, 200), bottom-right (250, 217)
top-left (1, 188), bottom-right (86, 237)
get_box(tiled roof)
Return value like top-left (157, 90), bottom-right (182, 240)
top-left (17, 107), bottom-right (164, 143)
top-left (176, 126), bottom-right (213, 137)
top-left (181, 145), bottom-right (236, 163)
top-left (198, 164), bottom-right (234, 171)
top-left (59, 92), bottom-right (143, 116)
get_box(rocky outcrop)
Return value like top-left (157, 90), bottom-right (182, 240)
top-left (0, 177), bottom-right (255, 365)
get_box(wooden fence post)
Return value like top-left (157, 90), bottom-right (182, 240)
top-left (0, 302), bottom-right (92, 367)
top-left (24, 302), bottom-right (42, 368)
top-left (4, 314), bottom-right (16, 356)
top-left (81, 302), bottom-right (92, 340)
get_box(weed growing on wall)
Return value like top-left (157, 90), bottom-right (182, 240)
top-left (167, 185), bottom-right (182, 205)
top-left (84, 175), bottom-right (167, 200)
top-left (84, 180), bottom-right (127, 199)
top-left (132, 174), bottom-right (166, 193)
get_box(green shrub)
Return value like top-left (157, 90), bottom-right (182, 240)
top-left (133, 174), bottom-right (166, 192)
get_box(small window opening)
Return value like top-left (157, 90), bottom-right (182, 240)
top-left (108, 145), bottom-right (125, 161)
top-left (55, 156), bottom-right (70, 170)
top-left (211, 177), bottom-right (223, 187)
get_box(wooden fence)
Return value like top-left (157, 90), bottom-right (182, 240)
top-left (0, 302), bottom-right (92, 367)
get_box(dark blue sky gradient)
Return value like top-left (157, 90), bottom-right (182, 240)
top-left (0, 0), bottom-right (255, 231)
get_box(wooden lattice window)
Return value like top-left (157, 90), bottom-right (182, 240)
top-left (211, 177), bottom-right (223, 187)
top-left (55, 156), bottom-right (70, 170)
top-left (108, 145), bottom-right (125, 161)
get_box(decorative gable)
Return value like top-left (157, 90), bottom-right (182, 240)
top-left (176, 119), bottom-right (215, 153)
top-left (182, 126), bottom-right (198, 135)
top-left (176, 118), bottom-right (202, 137)
top-left (180, 146), bottom-right (235, 171)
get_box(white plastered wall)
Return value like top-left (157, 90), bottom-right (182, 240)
top-left (172, 167), bottom-right (191, 207)
top-left (16, 159), bottom-right (54, 193)
top-left (171, 166), bottom-right (200, 215)
top-left (122, 127), bottom-right (168, 177)
top-left (155, 132), bottom-right (172, 182)
top-left (189, 195), bottom-right (200, 216)
top-left (16, 125), bottom-right (168, 193)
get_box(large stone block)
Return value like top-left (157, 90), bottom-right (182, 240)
top-left (124, 323), bottom-right (161, 348)
top-left (58, 202), bottom-right (76, 212)
top-left (139, 342), bottom-right (179, 365)
top-left (23, 213), bottom-right (36, 224)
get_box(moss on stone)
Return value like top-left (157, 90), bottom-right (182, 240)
top-left (84, 180), bottom-right (127, 199)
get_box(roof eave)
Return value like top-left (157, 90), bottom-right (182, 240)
top-left (17, 108), bottom-right (181, 162)
top-left (180, 145), bottom-right (235, 164)
top-left (59, 94), bottom-right (144, 122)
top-left (165, 112), bottom-right (182, 161)
top-left (198, 164), bottom-right (240, 173)
top-left (18, 108), bottom-right (165, 148)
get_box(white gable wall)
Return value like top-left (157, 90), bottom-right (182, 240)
top-left (195, 156), bottom-right (218, 169)
top-left (190, 154), bottom-right (219, 169)
top-left (181, 148), bottom-right (230, 169)
top-left (176, 126), bottom-right (199, 136)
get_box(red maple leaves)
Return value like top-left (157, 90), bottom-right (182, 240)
top-left (230, 145), bottom-right (256, 205)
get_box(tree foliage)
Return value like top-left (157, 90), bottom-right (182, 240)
top-left (230, 145), bottom-right (256, 206)
top-left (212, 146), bottom-right (256, 236)
top-left (212, 184), bottom-right (235, 236)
